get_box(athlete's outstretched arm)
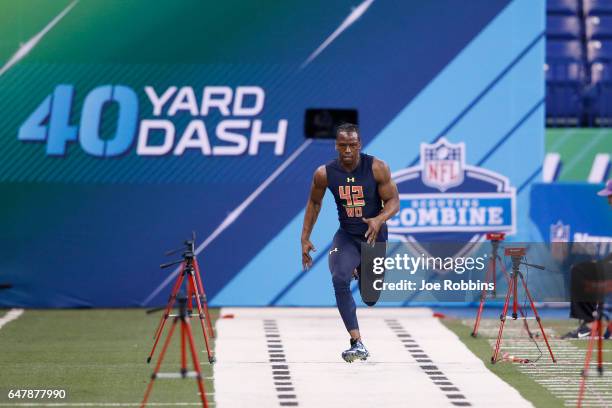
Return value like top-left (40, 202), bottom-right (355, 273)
top-left (301, 165), bottom-right (327, 270)
top-left (363, 158), bottom-right (400, 245)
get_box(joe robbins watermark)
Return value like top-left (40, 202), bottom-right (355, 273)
top-left (371, 253), bottom-right (493, 292)
top-left (357, 242), bottom-right (497, 303)
top-left (358, 241), bottom-right (612, 304)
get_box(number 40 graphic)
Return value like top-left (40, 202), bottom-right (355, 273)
top-left (18, 84), bottom-right (139, 157)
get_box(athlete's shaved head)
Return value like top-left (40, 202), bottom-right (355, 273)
top-left (335, 123), bottom-right (360, 140)
top-left (335, 123), bottom-right (361, 169)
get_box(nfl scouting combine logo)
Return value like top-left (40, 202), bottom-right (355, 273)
top-left (387, 138), bottom-right (516, 255)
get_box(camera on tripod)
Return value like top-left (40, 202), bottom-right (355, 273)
top-left (147, 233), bottom-right (216, 365)
top-left (490, 245), bottom-right (555, 364)
top-left (160, 232), bottom-right (197, 270)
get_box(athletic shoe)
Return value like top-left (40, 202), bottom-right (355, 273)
top-left (341, 338), bottom-right (369, 362)
top-left (561, 322), bottom-right (592, 339)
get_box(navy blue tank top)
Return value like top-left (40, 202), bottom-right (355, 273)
top-left (325, 153), bottom-right (388, 239)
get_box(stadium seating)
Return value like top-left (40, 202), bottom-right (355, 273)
top-left (547, 39), bottom-right (583, 60)
top-left (589, 60), bottom-right (612, 125)
top-left (546, 38), bottom-right (585, 124)
top-left (547, 0), bottom-right (612, 125)
top-left (547, 0), bottom-right (579, 15)
top-left (588, 39), bottom-right (612, 60)
top-left (547, 16), bottom-right (582, 39)
top-left (546, 61), bottom-right (585, 82)
top-left (586, 16), bottom-right (612, 39)
top-left (546, 83), bottom-right (583, 125)
top-left (591, 61), bottom-right (612, 82)
top-left (584, 0), bottom-right (612, 15)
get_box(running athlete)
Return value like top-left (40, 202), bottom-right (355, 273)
top-left (300, 123), bottom-right (400, 362)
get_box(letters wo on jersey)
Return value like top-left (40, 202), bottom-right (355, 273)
top-left (388, 138), bottom-right (516, 257)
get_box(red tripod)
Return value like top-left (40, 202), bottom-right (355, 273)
top-left (472, 233), bottom-right (534, 338)
top-left (577, 303), bottom-right (606, 408)
top-left (472, 233), bottom-right (508, 337)
top-left (491, 247), bottom-right (556, 364)
top-left (141, 296), bottom-right (209, 408)
top-left (148, 238), bottom-right (215, 364)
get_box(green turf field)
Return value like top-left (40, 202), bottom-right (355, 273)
top-left (443, 316), bottom-right (612, 408)
top-left (0, 308), bottom-right (219, 406)
top-left (546, 128), bottom-right (612, 182)
top-left (1, 308), bottom-right (610, 407)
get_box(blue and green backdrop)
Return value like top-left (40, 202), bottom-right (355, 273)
top-left (0, 0), bottom-right (561, 307)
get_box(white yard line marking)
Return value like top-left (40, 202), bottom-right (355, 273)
top-left (0, 308), bottom-right (24, 330)
top-left (542, 152), bottom-right (561, 182)
top-left (215, 308), bottom-right (532, 407)
top-left (0, 1), bottom-right (79, 77)
top-left (588, 153), bottom-right (611, 183)
top-left (142, 139), bottom-right (312, 306)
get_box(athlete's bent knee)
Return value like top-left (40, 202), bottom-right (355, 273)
top-left (332, 275), bottom-right (351, 292)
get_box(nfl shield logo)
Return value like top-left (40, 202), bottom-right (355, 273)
top-left (550, 220), bottom-right (570, 261)
top-left (388, 137), bottom-right (516, 259)
top-left (421, 138), bottom-right (465, 191)
top-left (550, 220), bottom-right (570, 242)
